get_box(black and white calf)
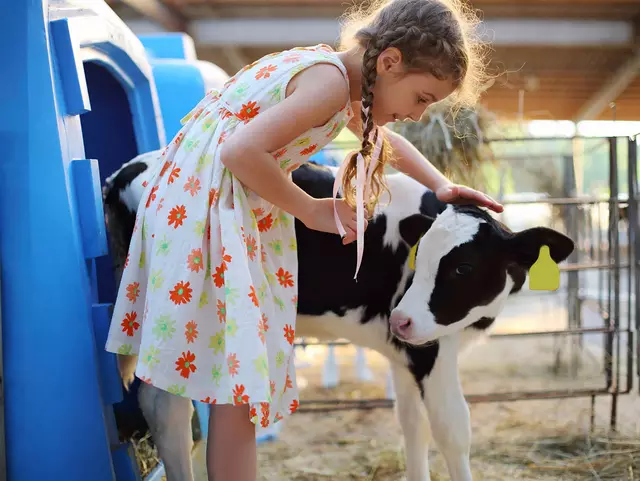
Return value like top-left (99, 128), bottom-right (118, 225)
top-left (104, 153), bottom-right (574, 481)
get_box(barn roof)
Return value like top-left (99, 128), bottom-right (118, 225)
top-left (106, 0), bottom-right (640, 121)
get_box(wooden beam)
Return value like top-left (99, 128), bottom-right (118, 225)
top-left (120, 0), bottom-right (187, 32)
top-left (574, 50), bottom-right (640, 121)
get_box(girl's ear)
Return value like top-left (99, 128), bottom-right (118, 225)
top-left (377, 47), bottom-right (403, 73)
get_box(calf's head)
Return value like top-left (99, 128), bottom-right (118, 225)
top-left (390, 204), bottom-right (574, 345)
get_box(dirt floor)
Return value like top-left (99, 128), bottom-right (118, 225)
top-left (137, 290), bottom-right (640, 480)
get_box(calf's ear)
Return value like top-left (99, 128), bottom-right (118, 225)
top-left (399, 214), bottom-right (435, 247)
top-left (506, 227), bottom-right (575, 269)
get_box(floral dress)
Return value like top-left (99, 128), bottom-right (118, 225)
top-left (104, 44), bottom-right (353, 431)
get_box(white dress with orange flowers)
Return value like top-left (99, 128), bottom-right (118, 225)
top-left (105, 44), bottom-right (353, 431)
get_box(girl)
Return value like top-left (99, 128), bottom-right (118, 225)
top-left (106, 0), bottom-right (502, 479)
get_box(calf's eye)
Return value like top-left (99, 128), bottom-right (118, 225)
top-left (456, 264), bottom-right (473, 276)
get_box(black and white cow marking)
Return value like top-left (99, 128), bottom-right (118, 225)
top-left (104, 152), bottom-right (574, 481)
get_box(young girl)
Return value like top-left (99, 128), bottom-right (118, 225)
top-left (106, 0), bottom-right (502, 479)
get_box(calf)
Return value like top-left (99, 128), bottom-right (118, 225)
top-left (104, 152), bottom-right (574, 481)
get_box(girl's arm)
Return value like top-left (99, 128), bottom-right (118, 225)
top-left (345, 103), bottom-right (503, 213)
top-left (220, 63), bottom-right (361, 241)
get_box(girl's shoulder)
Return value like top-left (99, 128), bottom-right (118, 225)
top-left (222, 44), bottom-right (347, 90)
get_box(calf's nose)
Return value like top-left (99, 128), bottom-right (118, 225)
top-left (390, 309), bottom-right (412, 338)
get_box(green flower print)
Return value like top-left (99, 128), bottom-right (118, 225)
top-left (289, 237), bottom-right (297, 251)
top-left (199, 290), bottom-right (209, 308)
top-left (209, 331), bottom-right (225, 354)
top-left (194, 220), bottom-right (206, 236)
top-left (226, 318), bottom-right (238, 337)
top-left (150, 269), bottom-right (164, 292)
top-left (253, 354), bottom-right (269, 379)
top-left (168, 384), bottom-right (186, 396)
top-left (152, 315), bottom-right (176, 341)
top-left (274, 296), bottom-right (285, 311)
top-left (269, 240), bottom-right (283, 256)
top-left (258, 283), bottom-right (267, 303)
top-left (183, 138), bottom-right (200, 152)
top-left (196, 153), bottom-right (213, 173)
top-left (225, 287), bottom-right (239, 305)
top-left (268, 85), bottom-right (282, 101)
top-left (141, 345), bottom-right (161, 369)
top-left (117, 344), bottom-right (133, 355)
top-left (156, 235), bottom-right (171, 256)
top-left (275, 350), bottom-right (285, 368)
top-left (211, 364), bottom-right (223, 386)
top-left (138, 251), bottom-right (146, 268)
top-left (278, 212), bottom-right (290, 228)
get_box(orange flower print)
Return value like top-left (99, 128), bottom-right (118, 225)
top-left (289, 399), bottom-right (299, 414)
top-left (300, 144), bottom-right (318, 156)
top-left (276, 267), bottom-right (294, 288)
top-left (246, 235), bottom-right (257, 261)
top-left (159, 160), bottom-right (172, 178)
top-left (258, 314), bottom-right (269, 344)
top-left (257, 213), bottom-right (273, 232)
top-left (183, 176), bottom-right (201, 196)
top-left (283, 53), bottom-right (301, 63)
top-left (218, 131), bottom-right (227, 145)
top-left (156, 197), bottom-right (164, 214)
top-left (209, 188), bottom-right (218, 207)
top-left (170, 281), bottom-right (193, 305)
top-left (168, 164), bottom-right (181, 184)
top-left (227, 353), bottom-right (240, 376)
top-left (237, 101), bottom-right (260, 123)
top-left (145, 185), bottom-right (159, 208)
top-left (250, 406), bottom-right (257, 420)
top-left (261, 248), bottom-right (267, 264)
top-left (167, 205), bottom-right (187, 229)
top-left (140, 376), bottom-right (152, 384)
top-left (185, 320), bottom-right (198, 343)
top-left (121, 311), bottom-right (139, 337)
top-left (201, 397), bottom-right (217, 404)
top-left (285, 372), bottom-right (293, 390)
top-left (173, 132), bottom-right (184, 146)
top-left (270, 380), bottom-right (276, 398)
top-left (212, 264), bottom-right (225, 288)
top-left (126, 282), bottom-right (140, 303)
top-left (260, 404), bottom-right (270, 427)
top-left (255, 64), bottom-right (277, 80)
top-left (217, 299), bottom-right (226, 323)
top-left (124, 253), bottom-right (129, 269)
top-left (284, 324), bottom-right (295, 345)
top-left (175, 350), bottom-right (196, 379)
top-left (232, 384), bottom-right (249, 405)
top-left (187, 248), bottom-right (204, 273)
top-left (249, 285), bottom-right (259, 307)
top-left (221, 247), bottom-right (232, 265)
top-left (273, 148), bottom-right (287, 159)
top-left (142, 180), bottom-right (148, 188)
top-left (275, 412), bottom-right (284, 422)
top-left (218, 107), bottom-right (233, 120)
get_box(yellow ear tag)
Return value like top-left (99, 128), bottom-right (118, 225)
top-left (528, 245), bottom-right (560, 291)
top-left (408, 243), bottom-right (418, 271)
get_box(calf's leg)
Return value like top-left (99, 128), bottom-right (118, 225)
top-left (391, 363), bottom-right (432, 481)
top-left (421, 336), bottom-right (472, 481)
top-left (138, 381), bottom-right (196, 481)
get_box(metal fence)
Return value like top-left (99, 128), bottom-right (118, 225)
top-left (294, 134), bottom-right (640, 432)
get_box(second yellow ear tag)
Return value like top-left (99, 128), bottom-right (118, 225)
top-left (529, 245), bottom-right (560, 291)
top-left (408, 243), bottom-right (418, 270)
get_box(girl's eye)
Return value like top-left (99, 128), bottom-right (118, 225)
top-left (418, 97), bottom-right (427, 104)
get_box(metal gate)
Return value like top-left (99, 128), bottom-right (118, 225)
top-left (296, 134), bottom-right (639, 432)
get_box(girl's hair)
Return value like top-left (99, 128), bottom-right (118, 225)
top-left (337, 0), bottom-right (490, 215)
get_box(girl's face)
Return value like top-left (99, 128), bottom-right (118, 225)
top-left (371, 48), bottom-right (457, 125)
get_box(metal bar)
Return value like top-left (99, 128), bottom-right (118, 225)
top-left (626, 136), bottom-right (637, 395)
top-left (608, 136), bottom-right (620, 430)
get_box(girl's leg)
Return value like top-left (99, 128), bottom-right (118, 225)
top-left (206, 404), bottom-right (257, 481)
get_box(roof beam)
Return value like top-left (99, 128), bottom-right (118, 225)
top-left (574, 49), bottom-right (640, 121)
top-left (125, 17), bottom-right (634, 47)
top-left (120, 0), bottom-right (187, 32)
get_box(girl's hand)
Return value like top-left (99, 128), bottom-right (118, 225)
top-left (301, 198), bottom-right (367, 245)
top-left (435, 184), bottom-right (504, 213)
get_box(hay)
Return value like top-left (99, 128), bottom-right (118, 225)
top-left (129, 432), bottom-right (160, 479)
